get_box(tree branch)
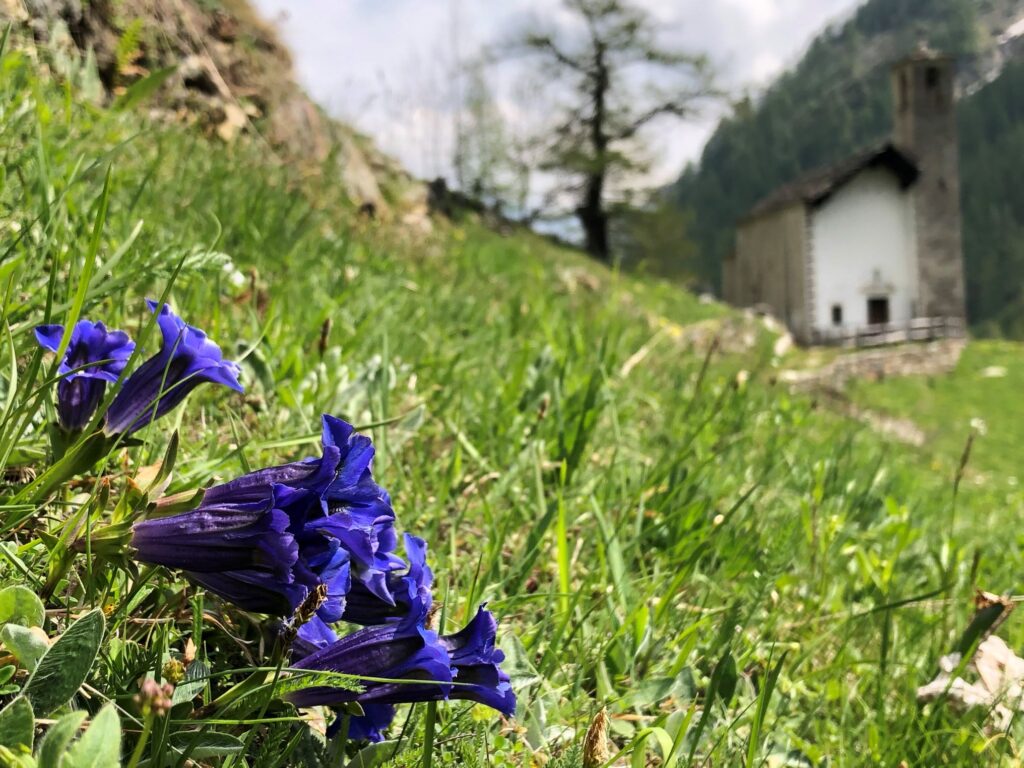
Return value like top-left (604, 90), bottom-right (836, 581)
top-left (613, 89), bottom-right (719, 141)
top-left (514, 33), bottom-right (589, 74)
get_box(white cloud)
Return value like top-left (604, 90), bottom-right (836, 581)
top-left (720, 0), bottom-right (780, 27)
top-left (751, 52), bottom-right (784, 83)
top-left (251, 0), bottom-right (863, 185)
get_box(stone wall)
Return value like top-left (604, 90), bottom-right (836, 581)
top-left (730, 202), bottom-right (811, 343)
top-left (781, 337), bottom-right (966, 392)
top-left (892, 53), bottom-right (967, 319)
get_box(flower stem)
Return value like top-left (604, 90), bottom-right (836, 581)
top-left (329, 713), bottom-right (350, 767)
top-left (421, 701), bottom-right (438, 768)
top-left (126, 712), bottom-right (154, 768)
top-left (8, 430), bottom-right (111, 509)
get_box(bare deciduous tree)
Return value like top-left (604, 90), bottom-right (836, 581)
top-left (509, 0), bottom-right (716, 261)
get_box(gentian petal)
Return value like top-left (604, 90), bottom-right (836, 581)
top-left (187, 568), bottom-right (308, 616)
top-left (441, 607), bottom-right (516, 716)
top-left (131, 486), bottom-right (307, 616)
top-left (132, 503), bottom-right (296, 576)
top-left (330, 703), bottom-right (396, 743)
top-left (202, 445), bottom-right (341, 507)
top-left (293, 616), bottom-right (339, 662)
top-left (104, 301), bottom-right (241, 435)
top-left (343, 534), bottom-right (433, 625)
top-left (35, 319), bottom-right (135, 431)
top-left (316, 417), bottom-right (400, 602)
top-left (287, 622), bottom-right (452, 708)
top-left (34, 324), bottom-right (64, 353)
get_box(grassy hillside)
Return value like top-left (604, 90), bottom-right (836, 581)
top-left (1, 23), bottom-right (1023, 768)
top-left (846, 341), bottom-right (1024, 480)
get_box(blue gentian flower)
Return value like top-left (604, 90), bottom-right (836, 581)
top-left (131, 414), bottom-right (400, 624)
top-left (104, 300), bottom-right (242, 435)
top-left (35, 320), bottom-right (135, 431)
top-left (201, 414), bottom-right (402, 611)
top-left (440, 607), bottom-right (516, 716)
top-left (132, 482), bottom-right (352, 622)
top-left (131, 484), bottom-right (322, 617)
top-left (342, 534), bottom-right (432, 625)
top-left (287, 605), bottom-right (515, 742)
top-left (286, 618), bottom-right (453, 710)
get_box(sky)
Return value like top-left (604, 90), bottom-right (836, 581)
top-left (250, 0), bottom-right (865, 187)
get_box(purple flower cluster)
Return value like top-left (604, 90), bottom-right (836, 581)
top-left (36, 302), bottom-right (513, 744)
top-left (36, 301), bottom-right (241, 435)
top-left (132, 415), bottom-right (398, 624)
top-left (131, 415), bottom-right (515, 741)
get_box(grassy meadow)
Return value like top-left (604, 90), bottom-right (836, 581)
top-left (846, 340), bottom-right (1024, 480)
top-left (0, 33), bottom-right (1023, 768)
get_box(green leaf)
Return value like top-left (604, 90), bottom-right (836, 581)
top-left (1, 323), bottom-right (18, 428)
top-left (716, 651), bottom-right (738, 706)
top-left (64, 703), bottom-right (119, 768)
top-left (349, 740), bottom-right (399, 768)
top-left (272, 668), bottom-right (361, 698)
top-left (149, 430), bottom-right (178, 493)
top-left (168, 730), bottom-right (244, 759)
top-left (112, 67), bottom-right (176, 111)
top-left (170, 660), bottom-right (208, 705)
top-left (0, 254), bottom-right (23, 287)
top-left (745, 650), bottom-right (789, 767)
top-left (57, 169), bottom-right (110, 366)
top-left (630, 727), bottom-right (673, 768)
top-left (1, 624), bottom-right (48, 670)
top-left (685, 649), bottom-right (734, 765)
top-left (25, 610), bottom-right (105, 716)
top-left (0, 697), bottom-right (33, 750)
top-left (36, 711), bottom-right (86, 768)
top-left (625, 677), bottom-right (676, 709)
top-left (12, 432), bottom-right (115, 506)
top-left (214, 668), bottom-right (362, 722)
top-left (0, 585), bottom-right (45, 628)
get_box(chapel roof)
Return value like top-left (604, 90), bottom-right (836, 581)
top-left (741, 142), bottom-right (919, 222)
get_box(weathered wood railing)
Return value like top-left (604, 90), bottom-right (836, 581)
top-left (811, 316), bottom-right (966, 348)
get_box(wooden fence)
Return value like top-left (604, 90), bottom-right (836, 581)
top-left (811, 316), bottom-right (966, 348)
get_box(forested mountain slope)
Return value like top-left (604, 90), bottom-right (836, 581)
top-left (671, 0), bottom-right (1024, 335)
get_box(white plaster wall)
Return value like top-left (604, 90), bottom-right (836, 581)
top-left (810, 168), bottom-right (918, 332)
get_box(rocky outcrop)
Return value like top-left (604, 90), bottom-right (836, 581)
top-left (1, 0), bottom-right (423, 221)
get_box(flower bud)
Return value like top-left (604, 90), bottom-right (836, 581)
top-left (135, 677), bottom-right (175, 716)
top-left (583, 708), bottom-right (610, 768)
top-left (162, 658), bottom-right (186, 685)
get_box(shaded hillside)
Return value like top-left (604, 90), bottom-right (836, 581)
top-left (959, 58), bottom-right (1024, 335)
top-left (671, 0), bottom-right (1024, 335)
